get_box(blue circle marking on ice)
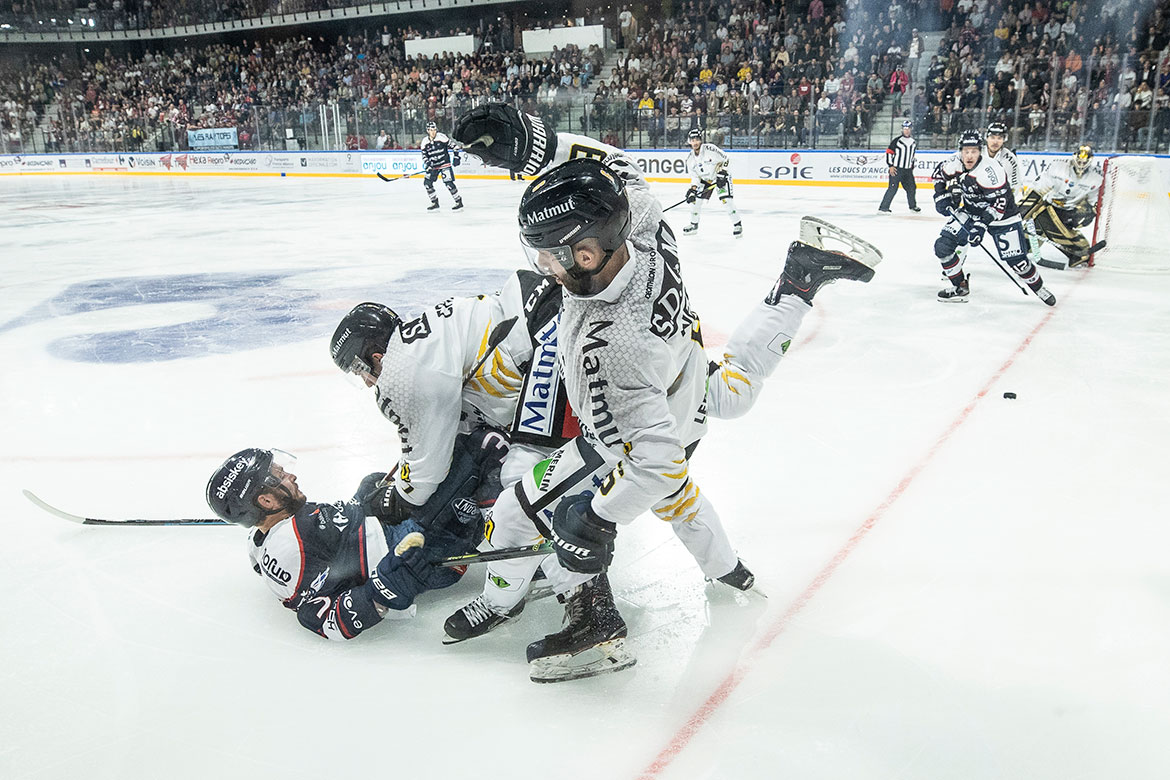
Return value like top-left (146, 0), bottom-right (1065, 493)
top-left (0, 267), bottom-right (512, 363)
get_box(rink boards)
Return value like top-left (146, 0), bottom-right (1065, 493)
top-left (5, 148), bottom-right (1165, 189)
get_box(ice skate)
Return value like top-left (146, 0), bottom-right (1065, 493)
top-left (427, 201), bottom-right (440, 211)
top-left (767, 239), bottom-right (878, 305)
top-left (443, 595), bottom-right (523, 645)
top-left (682, 222), bottom-right (699, 235)
top-left (707, 559), bottom-right (766, 598)
top-left (526, 574), bottom-right (636, 683)
top-left (732, 222), bottom-right (743, 238)
top-left (1035, 286), bottom-right (1057, 306)
top-left (452, 199), bottom-right (464, 211)
top-left (938, 273), bottom-right (970, 302)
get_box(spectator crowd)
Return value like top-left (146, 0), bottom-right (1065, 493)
top-left (2, 0), bottom-right (1169, 155)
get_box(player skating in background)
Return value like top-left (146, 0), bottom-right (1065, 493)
top-left (204, 431), bottom-right (506, 640)
top-left (452, 103), bottom-right (879, 681)
top-left (983, 121), bottom-right (1045, 264)
top-left (1017, 144), bottom-right (1105, 268)
top-left (932, 130), bottom-right (1056, 305)
top-left (421, 120), bottom-right (464, 211)
top-left (682, 128), bottom-right (743, 237)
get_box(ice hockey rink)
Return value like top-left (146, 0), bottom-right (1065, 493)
top-left (2, 172), bottom-right (1168, 780)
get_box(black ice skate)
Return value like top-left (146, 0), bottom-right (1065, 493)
top-left (683, 222), bottom-right (699, 235)
top-left (1035, 286), bottom-right (1057, 306)
top-left (732, 222), bottom-right (743, 238)
top-left (452, 199), bottom-right (464, 211)
top-left (938, 273), bottom-right (970, 302)
top-left (767, 240), bottom-right (877, 305)
top-left (443, 596), bottom-right (524, 645)
top-left (716, 560), bottom-right (756, 591)
top-left (526, 574), bottom-right (636, 683)
top-left (427, 201), bottom-right (441, 211)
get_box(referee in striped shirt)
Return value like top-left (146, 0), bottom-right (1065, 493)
top-left (878, 119), bottom-right (921, 212)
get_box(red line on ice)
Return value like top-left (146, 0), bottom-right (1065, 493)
top-left (636, 279), bottom-right (1080, 779)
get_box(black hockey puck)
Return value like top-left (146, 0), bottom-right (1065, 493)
top-left (1003, 392), bottom-right (1017, 399)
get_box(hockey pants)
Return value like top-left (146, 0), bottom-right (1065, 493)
top-left (689, 179), bottom-right (739, 226)
top-left (424, 166), bottom-right (459, 202)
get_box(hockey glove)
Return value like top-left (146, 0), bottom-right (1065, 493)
top-left (960, 217), bottom-right (987, 245)
top-left (452, 103), bottom-right (556, 176)
top-left (354, 471), bottom-right (391, 503)
top-left (933, 187), bottom-right (958, 216)
top-left (452, 149), bottom-right (462, 167)
top-left (715, 172), bottom-right (730, 189)
top-left (368, 542), bottom-right (434, 611)
top-left (362, 483), bottom-right (413, 525)
top-left (685, 186), bottom-right (699, 203)
top-left (551, 493), bottom-right (617, 574)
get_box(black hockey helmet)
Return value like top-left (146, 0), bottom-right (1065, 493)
top-left (958, 129), bottom-right (982, 149)
top-left (986, 121), bottom-right (1007, 137)
top-left (687, 127), bottom-right (703, 141)
top-left (518, 158), bottom-right (631, 284)
top-left (426, 121), bottom-right (438, 131)
top-left (1072, 144), bottom-right (1093, 175)
top-left (206, 448), bottom-right (283, 527)
top-left (331, 302), bottom-right (400, 380)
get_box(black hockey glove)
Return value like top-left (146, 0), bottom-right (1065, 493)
top-left (960, 216), bottom-right (987, 245)
top-left (362, 483), bottom-right (413, 525)
top-left (685, 186), bottom-right (699, 203)
top-left (551, 493), bottom-right (617, 574)
top-left (933, 187), bottom-right (958, 216)
top-left (369, 544), bottom-right (433, 611)
top-left (354, 471), bottom-right (391, 503)
top-left (452, 103), bottom-right (557, 176)
top-left (715, 171), bottom-right (729, 189)
top-left (452, 149), bottom-right (462, 167)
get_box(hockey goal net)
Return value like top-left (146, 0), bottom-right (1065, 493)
top-left (1091, 155), bottom-right (1170, 271)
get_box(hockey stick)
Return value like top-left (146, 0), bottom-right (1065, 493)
top-left (376, 170), bottom-right (424, 182)
top-left (23, 489), bottom-right (227, 526)
top-left (437, 540), bottom-right (552, 568)
top-left (663, 182), bottom-right (716, 213)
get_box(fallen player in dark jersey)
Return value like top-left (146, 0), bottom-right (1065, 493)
top-left (205, 427), bottom-right (508, 640)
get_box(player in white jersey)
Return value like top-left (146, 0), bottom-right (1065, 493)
top-left (932, 130), bottom-right (1055, 305)
top-left (1017, 144), bottom-right (1106, 268)
top-left (682, 128), bottom-right (743, 237)
top-left (449, 105), bottom-right (878, 680)
top-left (984, 120), bottom-right (1046, 264)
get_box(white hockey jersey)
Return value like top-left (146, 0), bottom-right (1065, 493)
top-left (540, 136), bottom-right (710, 525)
top-left (1031, 158), bottom-right (1103, 208)
top-left (687, 142), bottom-right (729, 185)
top-left (985, 145), bottom-right (1020, 189)
top-left (374, 273), bottom-right (533, 507)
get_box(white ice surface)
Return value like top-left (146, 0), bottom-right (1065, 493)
top-left (1, 175), bottom-right (1167, 780)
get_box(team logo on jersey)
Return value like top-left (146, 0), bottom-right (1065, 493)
top-left (516, 318), bottom-right (561, 440)
top-left (488, 574), bottom-right (513, 589)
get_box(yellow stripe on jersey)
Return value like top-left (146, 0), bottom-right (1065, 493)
top-left (719, 365), bottom-right (751, 395)
top-left (654, 481), bottom-right (701, 523)
top-left (468, 322), bottom-right (522, 397)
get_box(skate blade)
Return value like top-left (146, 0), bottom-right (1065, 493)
top-left (529, 638), bottom-right (637, 683)
top-left (705, 577), bottom-right (768, 600)
top-left (527, 583), bottom-right (556, 602)
top-left (937, 296), bottom-right (969, 303)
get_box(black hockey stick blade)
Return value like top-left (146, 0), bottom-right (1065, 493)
top-left (376, 170), bottom-right (422, 182)
top-left (23, 489), bottom-right (228, 526)
top-left (438, 540), bottom-right (553, 568)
